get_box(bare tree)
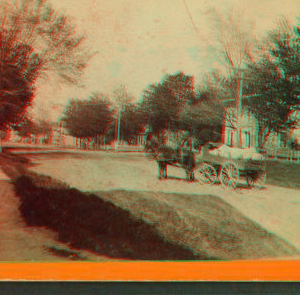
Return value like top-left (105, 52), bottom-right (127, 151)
top-left (112, 84), bottom-right (135, 143)
top-left (205, 6), bottom-right (255, 77)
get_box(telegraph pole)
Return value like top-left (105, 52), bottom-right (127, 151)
top-left (114, 107), bottom-right (122, 152)
top-left (236, 70), bottom-right (244, 148)
top-left (117, 108), bottom-right (121, 143)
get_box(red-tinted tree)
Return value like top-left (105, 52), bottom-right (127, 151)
top-left (0, 0), bottom-right (92, 129)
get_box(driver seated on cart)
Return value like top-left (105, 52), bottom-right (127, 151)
top-left (176, 137), bottom-right (196, 170)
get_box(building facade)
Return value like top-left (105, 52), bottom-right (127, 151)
top-left (223, 107), bottom-right (288, 149)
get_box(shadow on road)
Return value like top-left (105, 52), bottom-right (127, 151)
top-left (14, 174), bottom-right (199, 260)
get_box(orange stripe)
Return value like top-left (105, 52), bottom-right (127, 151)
top-left (0, 261), bottom-right (299, 281)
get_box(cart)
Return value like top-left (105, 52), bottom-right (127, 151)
top-left (194, 143), bottom-right (266, 189)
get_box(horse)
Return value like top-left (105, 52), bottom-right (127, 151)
top-left (144, 134), bottom-right (196, 181)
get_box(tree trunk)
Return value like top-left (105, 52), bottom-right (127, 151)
top-left (258, 126), bottom-right (271, 149)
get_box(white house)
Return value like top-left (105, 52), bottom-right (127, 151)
top-left (223, 106), bottom-right (289, 149)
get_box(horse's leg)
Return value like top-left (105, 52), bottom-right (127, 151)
top-left (161, 162), bottom-right (165, 179)
top-left (186, 154), bottom-right (195, 181)
top-left (164, 162), bottom-right (168, 179)
top-left (189, 171), bottom-right (192, 181)
top-left (162, 162), bottom-right (167, 179)
top-left (185, 170), bottom-right (189, 181)
top-left (189, 171), bottom-right (194, 181)
top-left (157, 161), bottom-right (162, 179)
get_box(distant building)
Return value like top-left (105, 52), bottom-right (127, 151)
top-left (223, 104), bottom-right (290, 149)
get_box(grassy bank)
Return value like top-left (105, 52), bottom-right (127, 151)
top-left (266, 160), bottom-right (300, 190)
top-left (0, 152), bottom-right (299, 260)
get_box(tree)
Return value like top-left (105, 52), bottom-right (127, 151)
top-left (245, 17), bottom-right (300, 148)
top-left (141, 72), bottom-right (195, 134)
top-left (204, 6), bottom-right (257, 147)
top-left (15, 116), bottom-right (39, 138)
top-left (0, 130), bottom-right (8, 141)
top-left (195, 70), bottom-right (236, 130)
top-left (206, 8), bottom-right (300, 149)
top-left (0, 0), bottom-right (92, 129)
top-left (112, 84), bottom-right (134, 109)
top-left (117, 102), bottom-right (145, 143)
top-left (112, 84), bottom-right (136, 142)
top-left (63, 93), bottom-right (114, 144)
top-left (205, 6), bottom-right (255, 77)
top-left (0, 63), bottom-right (33, 129)
top-left (141, 82), bottom-right (178, 134)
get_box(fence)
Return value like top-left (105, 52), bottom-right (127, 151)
top-left (114, 144), bottom-right (144, 152)
top-left (260, 148), bottom-right (300, 163)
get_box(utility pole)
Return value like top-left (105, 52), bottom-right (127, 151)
top-left (117, 108), bottom-right (121, 143)
top-left (235, 70), bottom-right (244, 148)
top-left (115, 107), bottom-right (122, 152)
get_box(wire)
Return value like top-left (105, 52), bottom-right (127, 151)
top-left (182, 0), bottom-right (199, 35)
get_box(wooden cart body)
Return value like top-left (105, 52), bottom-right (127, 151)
top-left (194, 143), bottom-right (266, 189)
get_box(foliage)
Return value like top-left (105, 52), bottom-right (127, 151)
top-left (289, 139), bottom-right (300, 150)
top-left (111, 84), bottom-right (145, 142)
top-left (0, 130), bottom-right (8, 141)
top-left (141, 82), bottom-right (178, 134)
top-left (141, 71), bottom-right (225, 145)
top-left (62, 93), bottom-right (114, 139)
top-left (245, 17), bottom-right (300, 148)
top-left (112, 84), bottom-right (134, 109)
top-left (0, 0), bottom-right (92, 129)
top-left (118, 102), bottom-right (145, 142)
top-left (0, 63), bottom-right (34, 129)
top-left (15, 117), bottom-right (39, 138)
top-left (141, 71), bottom-right (196, 134)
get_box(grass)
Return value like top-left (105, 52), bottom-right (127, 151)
top-left (97, 190), bottom-right (299, 260)
top-left (265, 160), bottom-right (300, 190)
top-left (0, 152), bottom-right (299, 260)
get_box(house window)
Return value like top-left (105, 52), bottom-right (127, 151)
top-left (227, 131), bottom-right (233, 147)
top-left (241, 130), bottom-right (251, 148)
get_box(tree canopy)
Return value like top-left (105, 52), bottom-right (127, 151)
top-left (0, 0), bottom-right (92, 129)
top-left (245, 17), bottom-right (300, 147)
top-left (204, 9), bottom-right (300, 148)
top-left (63, 93), bottom-right (114, 139)
top-left (141, 72), bottom-right (197, 134)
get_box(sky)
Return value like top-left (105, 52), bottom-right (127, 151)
top-left (32, 0), bottom-right (300, 121)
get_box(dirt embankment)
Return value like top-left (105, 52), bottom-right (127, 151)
top-left (0, 152), bottom-right (299, 261)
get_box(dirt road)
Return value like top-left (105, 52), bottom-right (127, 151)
top-left (22, 150), bottom-right (300, 253)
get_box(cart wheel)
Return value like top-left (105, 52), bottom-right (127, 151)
top-left (220, 162), bottom-right (239, 189)
top-left (195, 163), bottom-right (217, 185)
top-left (246, 170), bottom-right (266, 189)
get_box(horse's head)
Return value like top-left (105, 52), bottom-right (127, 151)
top-left (143, 135), bottom-right (160, 156)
